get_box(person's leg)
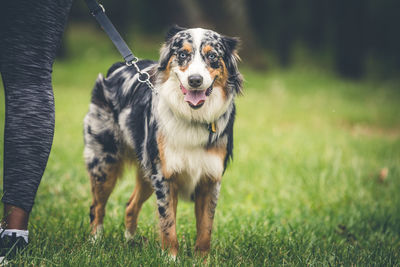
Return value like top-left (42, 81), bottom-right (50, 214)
top-left (0, 0), bottom-right (73, 230)
top-left (2, 206), bottom-right (29, 230)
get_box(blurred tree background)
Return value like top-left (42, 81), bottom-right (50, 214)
top-left (64, 0), bottom-right (400, 79)
top-left (2, 2), bottom-right (400, 265)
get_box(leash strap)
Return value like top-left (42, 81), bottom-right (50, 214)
top-left (84, 0), bottom-right (134, 63)
top-left (84, 0), bottom-right (156, 92)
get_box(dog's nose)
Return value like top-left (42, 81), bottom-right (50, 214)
top-left (188, 74), bottom-right (203, 88)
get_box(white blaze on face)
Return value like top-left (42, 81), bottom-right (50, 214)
top-left (170, 28), bottom-right (212, 92)
top-left (180, 28), bottom-right (213, 90)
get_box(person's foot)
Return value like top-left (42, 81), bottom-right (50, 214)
top-left (0, 230), bottom-right (28, 264)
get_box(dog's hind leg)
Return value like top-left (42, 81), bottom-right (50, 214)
top-left (152, 175), bottom-right (179, 258)
top-left (124, 168), bottom-right (153, 242)
top-left (89, 160), bottom-right (122, 238)
top-left (194, 180), bottom-right (221, 256)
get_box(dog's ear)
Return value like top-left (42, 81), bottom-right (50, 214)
top-left (222, 36), bottom-right (243, 95)
top-left (159, 25), bottom-right (187, 71)
top-left (158, 25), bottom-right (187, 70)
top-left (223, 36), bottom-right (239, 53)
top-left (165, 24), bottom-right (187, 42)
top-left (158, 43), bottom-right (172, 71)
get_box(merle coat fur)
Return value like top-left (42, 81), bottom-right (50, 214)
top-left (83, 25), bottom-right (242, 256)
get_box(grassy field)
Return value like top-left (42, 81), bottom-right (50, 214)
top-left (1, 25), bottom-right (400, 265)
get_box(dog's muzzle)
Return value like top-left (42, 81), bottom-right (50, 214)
top-left (179, 76), bottom-right (217, 109)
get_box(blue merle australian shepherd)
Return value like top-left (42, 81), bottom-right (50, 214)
top-left (83, 25), bottom-right (242, 257)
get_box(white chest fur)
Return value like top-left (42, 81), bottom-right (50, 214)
top-left (163, 144), bottom-right (223, 200)
top-left (157, 99), bottom-right (224, 200)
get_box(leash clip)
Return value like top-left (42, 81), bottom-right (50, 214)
top-left (126, 57), bottom-right (157, 95)
top-left (125, 57), bottom-right (138, 66)
top-left (138, 72), bottom-right (150, 83)
top-left (89, 3), bottom-right (105, 16)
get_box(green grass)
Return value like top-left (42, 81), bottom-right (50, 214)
top-left (1, 25), bottom-right (400, 265)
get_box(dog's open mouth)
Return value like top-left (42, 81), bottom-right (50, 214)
top-left (180, 84), bottom-right (206, 108)
top-left (178, 75), bottom-right (217, 109)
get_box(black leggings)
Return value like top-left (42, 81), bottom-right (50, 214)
top-left (0, 0), bottom-right (73, 213)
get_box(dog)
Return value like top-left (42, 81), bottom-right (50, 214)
top-left (83, 25), bottom-right (243, 257)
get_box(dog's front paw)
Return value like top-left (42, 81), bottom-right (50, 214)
top-left (162, 250), bottom-right (178, 262)
top-left (124, 229), bottom-right (134, 242)
top-left (124, 230), bottom-right (149, 248)
top-left (90, 224), bottom-right (104, 243)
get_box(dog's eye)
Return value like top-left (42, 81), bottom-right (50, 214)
top-left (179, 52), bottom-right (188, 59)
top-left (207, 52), bottom-right (218, 61)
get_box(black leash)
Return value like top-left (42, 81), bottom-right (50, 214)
top-left (84, 0), bottom-right (155, 93)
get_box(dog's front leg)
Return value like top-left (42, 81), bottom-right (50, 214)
top-left (152, 175), bottom-right (179, 258)
top-left (194, 180), bottom-right (221, 256)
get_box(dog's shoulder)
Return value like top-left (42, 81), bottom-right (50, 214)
top-left (106, 60), bottom-right (157, 79)
top-left (106, 62), bottom-right (126, 77)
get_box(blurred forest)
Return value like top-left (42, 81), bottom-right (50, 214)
top-left (66, 0), bottom-right (400, 79)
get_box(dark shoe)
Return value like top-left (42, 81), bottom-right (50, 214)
top-left (0, 232), bottom-right (28, 264)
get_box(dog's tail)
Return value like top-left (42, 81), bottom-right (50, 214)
top-left (90, 74), bottom-right (111, 111)
top-left (90, 62), bottom-right (126, 113)
top-left (84, 72), bottom-right (122, 181)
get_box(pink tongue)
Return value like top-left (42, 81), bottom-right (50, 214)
top-left (180, 84), bottom-right (206, 106)
top-left (184, 90), bottom-right (207, 106)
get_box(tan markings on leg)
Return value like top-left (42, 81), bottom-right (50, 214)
top-left (90, 162), bottom-right (122, 236)
top-left (125, 167), bottom-right (153, 239)
top-left (159, 180), bottom-right (179, 257)
top-left (157, 134), bottom-right (173, 179)
top-left (194, 180), bottom-right (221, 256)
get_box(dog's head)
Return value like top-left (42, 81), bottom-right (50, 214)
top-left (156, 25), bottom-right (242, 122)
